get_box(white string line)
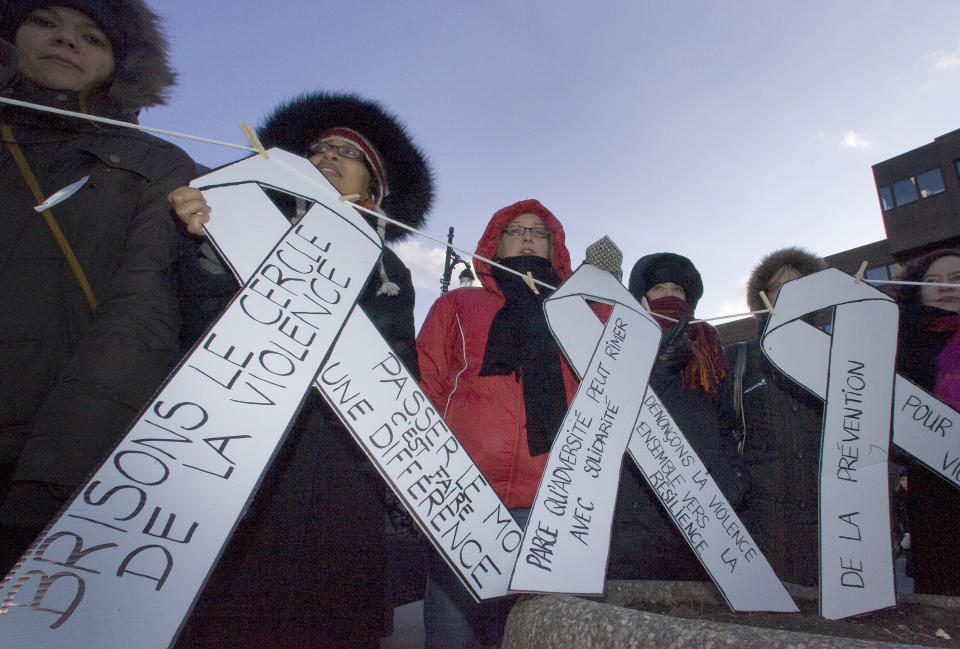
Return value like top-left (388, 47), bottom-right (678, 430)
top-left (0, 96), bottom-right (258, 152)
top-left (7, 98), bottom-right (959, 315)
top-left (243, 151), bottom-right (558, 292)
top-left (695, 309), bottom-right (771, 323)
top-left (864, 278), bottom-right (959, 288)
top-left (0, 96), bottom-right (556, 291)
top-left (689, 280), bottom-right (958, 323)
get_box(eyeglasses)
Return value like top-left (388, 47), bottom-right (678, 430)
top-left (308, 141), bottom-right (366, 161)
top-left (502, 224), bottom-right (550, 239)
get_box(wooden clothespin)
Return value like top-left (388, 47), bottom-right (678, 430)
top-left (759, 290), bottom-right (775, 316)
top-left (853, 261), bottom-right (868, 284)
top-left (641, 296), bottom-right (652, 314)
top-left (523, 271), bottom-right (540, 295)
top-left (241, 123), bottom-right (269, 159)
top-left (339, 193), bottom-right (361, 202)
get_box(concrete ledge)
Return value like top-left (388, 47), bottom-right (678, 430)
top-left (502, 581), bottom-right (953, 649)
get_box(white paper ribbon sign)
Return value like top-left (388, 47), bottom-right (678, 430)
top-left (892, 376), bottom-right (960, 490)
top-left (317, 309), bottom-right (523, 600)
top-left (190, 150), bottom-right (523, 601)
top-left (762, 268), bottom-right (897, 619)
top-left (628, 386), bottom-right (798, 612)
top-left (0, 151), bottom-right (380, 648)
top-left (513, 265), bottom-right (795, 612)
top-left (510, 266), bottom-right (660, 594)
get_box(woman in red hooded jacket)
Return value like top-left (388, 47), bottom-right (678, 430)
top-left (416, 198), bottom-right (576, 648)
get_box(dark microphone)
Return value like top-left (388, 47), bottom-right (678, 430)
top-left (0, 38), bottom-right (18, 89)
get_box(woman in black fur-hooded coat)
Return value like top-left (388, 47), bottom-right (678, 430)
top-left (177, 91), bottom-right (433, 364)
top-left (174, 92), bottom-right (434, 649)
top-left (0, 0), bottom-right (195, 572)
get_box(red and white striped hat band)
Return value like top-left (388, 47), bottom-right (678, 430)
top-left (314, 127), bottom-right (389, 205)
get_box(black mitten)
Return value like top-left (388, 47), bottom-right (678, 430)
top-left (658, 313), bottom-right (692, 370)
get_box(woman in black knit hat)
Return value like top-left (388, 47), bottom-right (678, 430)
top-left (169, 93), bottom-right (434, 649)
top-left (607, 253), bottom-right (746, 581)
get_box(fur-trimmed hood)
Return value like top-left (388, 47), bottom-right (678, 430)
top-left (747, 246), bottom-right (825, 313)
top-left (2, 0), bottom-right (176, 117)
top-left (257, 92), bottom-right (434, 242)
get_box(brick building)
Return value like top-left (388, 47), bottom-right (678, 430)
top-left (718, 128), bottom-right (960, 344)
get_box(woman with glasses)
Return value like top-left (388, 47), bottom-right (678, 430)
top-left (169, 92), bottom-right (433, 649)
top-left (417, 199), bottom-right (576, 648)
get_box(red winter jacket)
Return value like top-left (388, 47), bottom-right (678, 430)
top-left (417, 200), bottom-right (578, 508)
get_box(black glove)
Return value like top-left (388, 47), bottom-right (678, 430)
top-left (658, 314), bottom-right (692, 371)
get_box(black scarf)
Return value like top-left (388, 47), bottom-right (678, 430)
top-left (480, 256), bottom-right (566, 456)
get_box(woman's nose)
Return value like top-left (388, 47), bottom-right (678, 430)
top-left (54, 27), bottom-right (80, 49)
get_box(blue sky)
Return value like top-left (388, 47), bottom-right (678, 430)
top-left (145, 1), bottom-right (960, 328)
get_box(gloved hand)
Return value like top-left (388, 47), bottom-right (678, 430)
top-left (658, 314), bottom-right (692, 371)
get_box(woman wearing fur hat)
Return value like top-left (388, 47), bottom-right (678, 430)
top-left (610, 253), bottom-right (746, 581)
top-left (722, 246), bottom-right (826, 586)
top-left (0, 1), bottom-right (194, 573)
top-left (416, 199), bottom-right (577, 648)
top-left (172, 91), bottom-right (432, 367)
top-left (169, 92), bottom-right (434, 649)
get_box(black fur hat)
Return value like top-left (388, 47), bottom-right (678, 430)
top-left (628, 252), bottom-right (704, 308)
top-left (2, 0), bottom-right (177, 115)
top-left (747, 246), bottom-right (825, 313)
top-left (258, 92), bottom-right (434, 242)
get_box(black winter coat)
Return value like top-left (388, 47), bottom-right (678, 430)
top-left (724, 338), bottom-right (823, 586)
top-left (609, 361), bottom-right (746, 580)
top-left (0, 84), bottom-right (192, 510)
top-left (894, 304), bottom-right (960, 596)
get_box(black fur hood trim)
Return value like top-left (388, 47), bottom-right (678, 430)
top-left (747, 246), bottom-right (825, 313)
top-left (257, 92), bottom-right (434, 241)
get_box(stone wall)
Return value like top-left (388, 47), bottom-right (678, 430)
top-left (501, 581), bottom-right (958, 649)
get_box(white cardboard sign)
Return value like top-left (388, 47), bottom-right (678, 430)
top-left (511, 266), bottom-right (660, 594)
top-left (892, 375), bottom-right (960, 489)
top-left (191, 151), bottom-right (523, 601)
top-left (516, 265), bottom-right (796, 611)
top-left (0, 152), bottom-right (380, 648)
top-left (628, 387), bottom-right (798, 612)
top-left (762, 268), bottom-right (898, 619)
top-left (317, 309), bottom-right (523, 600)
top-left (0, 149), bottom-right (519, 648)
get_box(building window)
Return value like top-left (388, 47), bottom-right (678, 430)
top-left (878, 167), bottom-right (948, 211)
top-left (955, 159), bottom-right (960, 181)
top-left (892, 178), bottom-right (918, 207)
top-left (916, 168), bottom-right (945, 198)
top-left (879, 186), bottom-right (895, 211)
top-left (865, 265), bottom-right (890, 281)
